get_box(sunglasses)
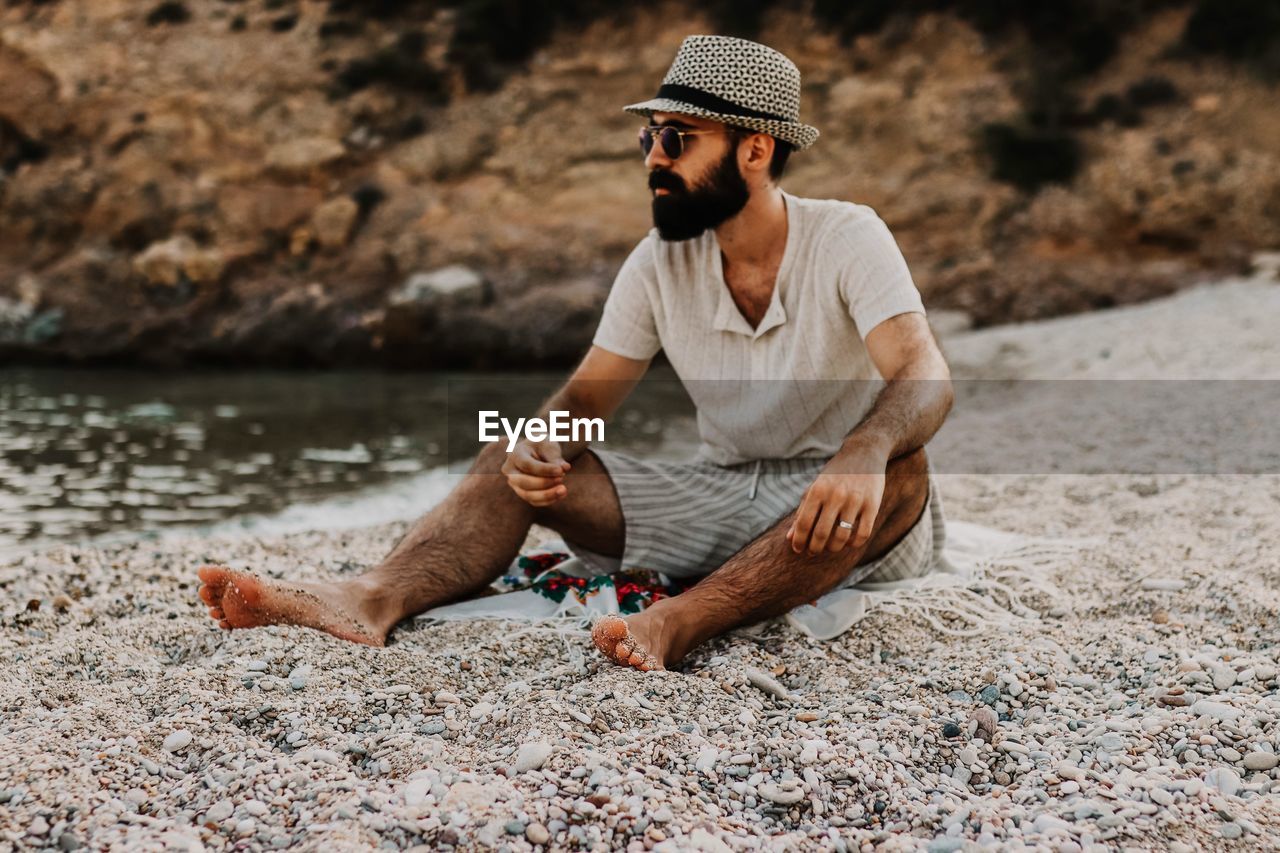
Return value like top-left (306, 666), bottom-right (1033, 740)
top-left (638, 125), bottom-right (736, 160)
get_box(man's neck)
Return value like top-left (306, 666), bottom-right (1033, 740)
top-left (714, 186), bottom-right (788, 271)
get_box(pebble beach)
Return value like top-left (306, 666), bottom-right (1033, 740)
top-left (2, 277), bottom-right (1278, 851)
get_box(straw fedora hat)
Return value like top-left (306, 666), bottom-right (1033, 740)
top-left (623, 35), bottom-right (820, 151)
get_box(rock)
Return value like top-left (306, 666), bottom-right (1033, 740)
top-left (504, 819), bottom-right (525, 835)
top-left (958, 747), bottom-right (978, 766)
top-left (1033, 814), bottom-right (1071, 834)
top-left (1210, 664), bottom-right (1237, 690)
top-left (468, 701), bottom-right (493, 721)
top-left (206, 800), bottom-right (233, 822)
top-left (391, 127), bottom-right (496, 181)
top-left (162, 730), bottom-right (192, 752)
top-left (652, 807), bottom-right (674, 823)
top-left (744, 667), bottom-right (791, 701)
top-left (1243, 752), bottom-right (1278, 771)
top-left (390, 265), bottom-right (490, 312)
top-left (514, 741), bottom-right (552, 772)
top-left (132, 236), bottom-right (226, 286)
top-left (217, 184), bottom-right (323, 236)
top-left (0, 296), bottom-right (34, 343)
top-left (404, 779), bottom-right (431, 808)
top-left (1190, 700), bottom-right (1242, 722)
top-left (1204, 767), bottom-right (1240, 797)
top-left (0, 44), bottom-right (61, 138)
top-left (441, 781), bottom-right (499, 812)
top-left (1150, 787), bottom-right (1174, 807)
top-left (434, 691), bottom-right (460, 704)
top-left (978, 685), bottom-right (1000, 705)
top-left (1139, 578), bottom-right (1185, 591)
top-left (1157, 690), bottom-right (1193, 707)
top-left (688, 828), bottom-right (734, 852)
top-left (266, 137), bottom-right (346, 177)
top-left (311, 196), bottom-right (361, 250)
top-left (758, 783), bottom-right (805, 805)
top-left (243, 799), bottom-right (268, 816)
top-left (1220, 822), bottom-right (1243, 840)
top-left (942, 722), bottom-right (962, 738)
top-left (1097, 733), bottom-right (1126, 752)
top-left (288, 665), bottom-right (311, 690)
top-left (525, 822), bottom-right (550, 844)
top-left (970, 707), bottom-right (998, 741)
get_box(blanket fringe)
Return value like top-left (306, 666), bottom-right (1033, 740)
top-left (849, 538), bottom-right (1090, 637)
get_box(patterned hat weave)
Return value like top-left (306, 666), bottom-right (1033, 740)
top-left (623, 35), bottom-right (819, 150)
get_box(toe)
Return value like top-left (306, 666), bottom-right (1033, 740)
top-left (208, 607), bottom-right (224, 620)
top-left (197, 565), bottom-right (227, 586)
top-left (198, 585), bottom-right (218, 605)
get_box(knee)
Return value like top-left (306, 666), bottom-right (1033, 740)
top-left (887, 448), bottom-right (930, 507)
top-left (472, 440), bottom-right (510, 474)
top-left (888, 447), bottom-right (929, 480)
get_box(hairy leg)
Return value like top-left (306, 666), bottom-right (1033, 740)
top-left (593, 448), bottom-right (931, 670)
top-left (198, 445), bottom-right (624, 645)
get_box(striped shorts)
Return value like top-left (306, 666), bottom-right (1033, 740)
top-left (563, 449), bottom-right (946, 584)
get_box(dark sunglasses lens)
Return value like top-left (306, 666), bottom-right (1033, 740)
top-left (638, 127), bottom-right (653, 156)
top-left (659, 127), bottom-right (682, 159)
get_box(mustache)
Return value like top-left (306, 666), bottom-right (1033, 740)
top-left (649, 170), bottom-right (684, 192)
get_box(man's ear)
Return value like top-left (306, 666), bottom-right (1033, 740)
top-left (741, 132), bottom-right (774, 177)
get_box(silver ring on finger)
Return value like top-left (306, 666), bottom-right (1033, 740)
top-left (837, 519), bottom-right (854, 530)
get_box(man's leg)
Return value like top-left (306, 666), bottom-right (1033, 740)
top-left (593, 448), bottom-right (931, 670)
top-left (197, 444), bottom-right (625, 646)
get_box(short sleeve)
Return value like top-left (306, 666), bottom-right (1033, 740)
top-left (592, 235), bottom-right (662, 360)
top-left (834, 209), bottom-right (926, 339)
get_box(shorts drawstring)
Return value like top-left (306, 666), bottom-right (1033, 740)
top-left (748, 458), bottom-right (762, 500)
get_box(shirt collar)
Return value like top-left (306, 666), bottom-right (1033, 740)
top-left (710, 192), bottom-right (794, 339)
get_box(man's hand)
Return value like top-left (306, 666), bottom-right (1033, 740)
top-left (786, 445), bottom-right (888, 556)
top-left (501, 439), bottom-right (571, 507)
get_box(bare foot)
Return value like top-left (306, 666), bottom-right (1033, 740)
top-left (197, 565), bottom-right (386, 647)
top-left (591, 613), bottom-right (669, 672)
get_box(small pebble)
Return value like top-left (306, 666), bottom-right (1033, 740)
top-left (162, 730), bottom-right (192, 752)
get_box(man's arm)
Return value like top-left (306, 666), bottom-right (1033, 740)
top-left (841, 311), bottom-right (953, 462)
top-left (502, 345), bottom-right (650, 506)
top-left (787, 312), bottom-right (953, 554)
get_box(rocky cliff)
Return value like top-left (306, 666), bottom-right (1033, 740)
top-left (1, 1), bottom-right (1278, 367)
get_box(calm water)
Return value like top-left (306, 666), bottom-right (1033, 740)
top-left (0, 367), bottom-right (697, 557)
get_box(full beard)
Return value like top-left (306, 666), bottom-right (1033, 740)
top-left (651, 146), bottom-right (751, 241)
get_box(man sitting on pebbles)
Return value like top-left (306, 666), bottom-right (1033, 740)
top-left (197, 35), bottom-right (954, 671)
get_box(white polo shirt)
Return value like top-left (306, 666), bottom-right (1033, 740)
top-left (593, 190), bottom-right (927, 466)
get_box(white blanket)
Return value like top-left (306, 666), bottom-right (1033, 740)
top-left (417, 520), bottom-right (1098, 640)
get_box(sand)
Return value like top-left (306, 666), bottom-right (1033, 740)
top-left (1, 276), bottom-right (1278, 851)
